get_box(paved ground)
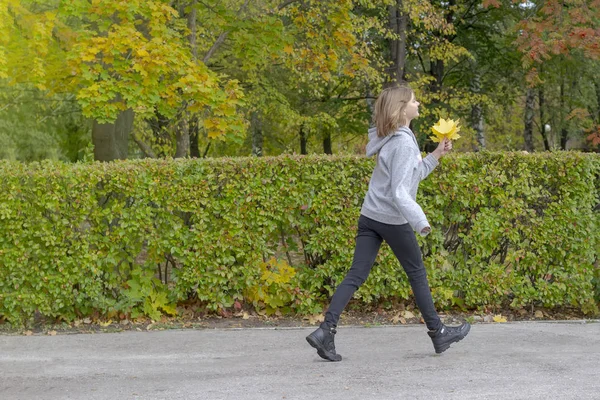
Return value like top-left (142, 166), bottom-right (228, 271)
top-left (0, 321), bottom-right (599, 400)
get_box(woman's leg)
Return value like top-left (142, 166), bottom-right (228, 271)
top-left (376, 222), bottom-right (442, 331)
top-left (307, 215), bottom-right (382, 361)
top-left (323, 215), bottom-right (383, 328)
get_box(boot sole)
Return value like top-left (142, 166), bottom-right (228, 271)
top-left (306, 335), bottom-right (342, 362)
top-left (434, 324), bottom-right (471, 354)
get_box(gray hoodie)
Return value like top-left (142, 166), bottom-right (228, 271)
top-left (360, 126), bottom-right (439, 235)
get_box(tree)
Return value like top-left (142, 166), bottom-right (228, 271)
top-left (512, 0), bottom-right (600, 149)
top-left (0, 84), bottom-right (89, 161)
top-left (398, 0), bottom-right (491, 150)
top-left (186, 0), bottom-right (386, 157)
top-left (1, 0), bottom-right (245, 160)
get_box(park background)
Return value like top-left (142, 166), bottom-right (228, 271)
top-left (0, 0), bottom-right (598, 330)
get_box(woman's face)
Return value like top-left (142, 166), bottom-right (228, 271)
top-left (404, 93), bottom-right (420, 122)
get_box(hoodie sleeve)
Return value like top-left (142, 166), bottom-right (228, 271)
top-left (390, 144), bottom-right (431, 235)
top-left (417, 153), bottom-right (439, 181)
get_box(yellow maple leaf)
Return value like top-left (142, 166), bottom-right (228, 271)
top-left (306, 314), bottom-right (324, 325)
top-left (283, 44), bottom-right (293, 54)
top-left (493, 314), bottom-right (507, 323)
top-left (430, 118), bottom-right (461, 142)
top-left (206, 128), bottom-right (222, 139)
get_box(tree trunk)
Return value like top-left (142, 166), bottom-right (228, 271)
top-left (538, 86), bottom-right (550, 151)
top-left (387, 1), bottom-right (408, 85)
top-left (470, 67), bottom-right (485, 151)
top-left (430, 60), bottom-right (444, 94)
top-left (594, 80), bottom-right (600, 123)
top-left (559, 79), bottom-right (568, 150)
top-left (424, 57), bottom-right (445, 154)
top-left (186, 0), bottom-right (199, 157)
top-left (471, 104), bottom-right (484, 151)
top-left (560, 127), bottom-right (569, 150)
top-left (300, 124), bottom-right (307, 155)
top-left (366, 87), bottom-right (376, 119)
top-left (175, 114), bottom-right (190, 158)
top-left (92, 109), bottom-right (134, 161)
top-left (189, 115), bottom-right (200, 158)
top-left (187, 0), bottom-right (198, 60)
top-left (148, 111), bottom-right (170, 158)
top-left (429, 0), bottom-right (454, 95)
top-left (323, 131), bottom-right (332, 154)
top-left (524, 88), bottom-right (535, 152)
top-left (251, 112), bottom-right (263, 156)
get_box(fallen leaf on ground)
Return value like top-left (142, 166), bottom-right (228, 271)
top-left (306, 314), bottom-right (324, 325)
top-left (23, 330), bottom-right (33, 336)
top-left (493, 315), bottom-right (507, 323)
top-left (48, 330), bottom-right (57, 336)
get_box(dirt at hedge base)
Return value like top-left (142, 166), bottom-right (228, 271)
top-left (175, 306), bottom-right (595, 330)
top-left (0, 304), bottom-right (596, 336)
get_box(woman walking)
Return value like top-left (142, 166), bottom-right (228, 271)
top-left (306, 85), bottom-right (470, 362)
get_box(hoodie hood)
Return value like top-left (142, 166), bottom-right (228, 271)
top-left (365, 126), bottom-right (412, 157)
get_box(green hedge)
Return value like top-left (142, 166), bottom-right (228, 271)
top-left (0, 152), bottom-right (598, 325)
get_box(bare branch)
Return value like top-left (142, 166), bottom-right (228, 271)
top-left (278, 0), bottom-right (301, 10)
top-left (201, 0), bottom-right (250, 63)
top-left (202, 142), bottom-right (211, 158)
top-left (132, 134), bottom-right (158, 158)
top-left (203, 32), bottom-right (228, 64)
top-left (196, 0), bottom-right (221, 16)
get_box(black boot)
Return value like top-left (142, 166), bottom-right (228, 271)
top-left (428, 322), bottom-right (471, 354)
top-left (306, 325), bottom-right (342, 362)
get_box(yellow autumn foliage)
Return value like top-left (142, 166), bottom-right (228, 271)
top-left (430, 118), bottom-right (461, 142)
top-left (245, 258), bottom-right (296, 315)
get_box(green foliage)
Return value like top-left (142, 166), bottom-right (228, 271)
top-left (420, 151), bottom-right (599, 314)
top-left (0, 152), bottom-right (598, 325)
top-left (3, 1), bottom-right (599, 157)
top-left (1, 0), bottom-right (245, 143)
top-left (122, 267), bottom-right (177, 321)
top-left (0, 85), bottom-right (90, 162)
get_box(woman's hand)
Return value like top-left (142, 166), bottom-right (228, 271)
top-left (420, 226), bottom-right (431, 235)
top-left (432, 138), bottom-right (452, 160)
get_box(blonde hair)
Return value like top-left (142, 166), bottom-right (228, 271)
top-left (373, 86), bottom-right (414, 137)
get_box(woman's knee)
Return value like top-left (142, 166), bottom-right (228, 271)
top-left (405, 265), bottom-right (428, 281)
top-left (342, 274), bottom-right (367, 289)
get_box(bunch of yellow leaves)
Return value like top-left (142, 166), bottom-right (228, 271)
top-left (430, 118), bottom-right (461, 142)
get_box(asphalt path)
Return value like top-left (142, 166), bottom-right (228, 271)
top-left (1, 321), bottom-right (599, 400)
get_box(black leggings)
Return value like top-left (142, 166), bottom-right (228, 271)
top-left (323, 215), bottom-right (442, 331)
